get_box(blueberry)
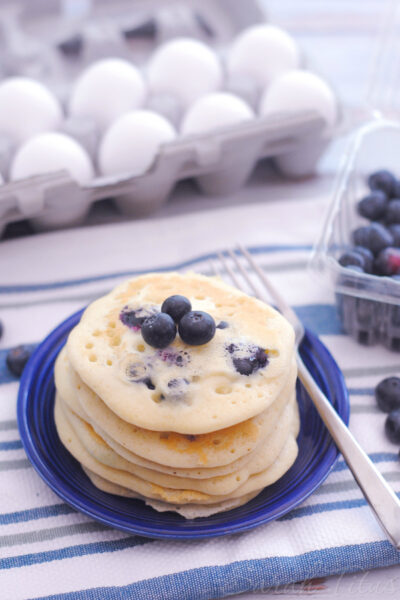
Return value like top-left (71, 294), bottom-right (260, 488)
top-left (125, 362), bottom-right (147, 381)
top-left (157, 348), bottom-right (191, 367)
top-left (353, 246), bottom-right (374, 272)
top-left (120, 306), bottom-right (156, 329)
top-left (167, 378), bottom-right (189, 400)
top-left (375, 377), bottom-right (400, 412)
top-left (233, 349), bottom-right (268, 376)
top-left (6, 345), bottom-right (32, 377)
top-left (389, 224), bottom-right (400, 247)
top-left (385, 199), bottom-right (400, 225)
top-left (141, 313), bottom-right (176, 348)
top-left (393, 180), bottom-right (400, 198)
top-left (216, 321), bottom-right (229, 329)
top-left (142, 377), bottom-right (155, 390)
top-left (338, 251), bottom-right (365, 270)
top-left (385, 409), bottom-right (400, 443)
top-left (232, 357), bottom-right (257, 376)
top-left (352, 226), bottom-right (370, 248)
top-left (226, 343), bottom-right (268, 376)
top-left (357, 191), bottom-right (388, 221)
top-left (168, 378), bottom-right (189, 388)
top-left (352, 223), bottom-right (394, 255)
top-left (161, 295), bottom-right (191, 323)
top-left (178, 311), bottom-right (216, 345)
top-left (374, 247), bottom-right (400, 276)
top-left (368, 169), bottom-right (396, 197)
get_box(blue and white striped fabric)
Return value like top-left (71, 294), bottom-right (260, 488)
top-left (1, 198), bottom-right (400, 600)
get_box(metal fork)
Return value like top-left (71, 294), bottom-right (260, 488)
top-left (212, 245), bottom-right (400, 549)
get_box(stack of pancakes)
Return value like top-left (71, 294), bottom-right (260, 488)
top-left (54, 272), bottom-right (299, 518)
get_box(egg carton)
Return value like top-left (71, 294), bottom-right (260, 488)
top-left (0, 0), bottom-right (343, 236)
top-left (0, 109), bottom-right (328, 234)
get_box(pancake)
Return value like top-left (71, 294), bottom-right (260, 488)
top-left (82, 467), bottom-right (262, 519)
top-left (66, 272), bottom-right (295, 433)
top-left (59, 396), bottom-right (298, 496)
top-left (56, 347), bottom-right (297, 469)
top-left (55, 396), bottom-right (299, 505)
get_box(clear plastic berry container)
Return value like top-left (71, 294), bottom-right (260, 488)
top-left (311, 118), bottom-right (400, 351)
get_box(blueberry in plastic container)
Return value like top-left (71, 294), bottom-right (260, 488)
top-left (357, 297), bottom-right (383, 345)
top-left (385, 199), bottom-right (400, 225)
top-left (352, 223), bottom-right (394, 255)
top-left (336, 292), bottom-right (356, 334)
top-left (368, 169), bottom-right (396, 197)
top-left (336, 265), bottom-right (361, 338)
top-left (337, 293), bottom-right (380, 345)
top-left (374, 247), bottom-right (400, 276)
top-left (382, 275), bottom-right (400, 351)
top-left (357, 191), bottom-right (388, 221)
top-left (339, 247), bottom-right (374, 273)
top-left (392, 179), bottom-right (400, 198)
top-left (336, 265), bottom-right (382, 346)
top-left (338, 251), bottom-right (365, 270)
top-left (389, 224), bottom-right (400, 247)
top-left (353, 246), bottom-right (374, 272)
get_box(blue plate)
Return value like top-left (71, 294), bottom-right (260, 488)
top-left (17, 309), bottom-right (349, 540)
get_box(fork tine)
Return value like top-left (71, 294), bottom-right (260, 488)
top-left (226, 249), bottom-right (260, 297)
top-left (217, 252), bottom-right (243, 290)
top-left (208, 259), bottom-right (221, 277)
top-left (237, 244), bottom-right (299, 326)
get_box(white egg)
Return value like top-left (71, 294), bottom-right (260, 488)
top-left (181, 92), bottom-right (254, 135)
top-left (99, 110), bottom-right (176, 177)
top-left (69, 58), bottom-right (146, 131)
top-left (227, 24), bottom-right (299, 89)
top-left (11, 132), bottom-right (94, 184)
top-left (259, 70), bottom-right (337, 130)
top-left (0, 78), bottom-right (62, 145)
top-left (147, 38), bottom-right (222, 108)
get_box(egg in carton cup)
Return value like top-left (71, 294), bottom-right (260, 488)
top-left (0, 0), bottom-right (342, 236)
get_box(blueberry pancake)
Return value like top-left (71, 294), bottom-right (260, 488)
top-left (81, 468), bottom-right (262, 519)
top-left (54, 272), bottom-right (299, 517)
top-left (66, 272), bottom-right (295, 434)
top-left (57, 395), bottom-right (298, 496)
top-left (55, 347), bottom-right (297, 471)
top-left (55, 397), bottom-right (299, 506)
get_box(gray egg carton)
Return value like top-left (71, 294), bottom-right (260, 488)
top-left (0, 109), bottom-right (328, 235)
top-left (0, 0), bottom-right (341, 236)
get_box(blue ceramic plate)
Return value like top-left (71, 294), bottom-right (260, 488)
top-left (17, 309), bottom-right (349, 540)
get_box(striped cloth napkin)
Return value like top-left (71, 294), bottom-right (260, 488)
top-left (1, 197), bottom-right (400, 600)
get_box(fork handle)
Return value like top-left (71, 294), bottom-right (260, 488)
top-left (297, 353), bottom-right (400, 549)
